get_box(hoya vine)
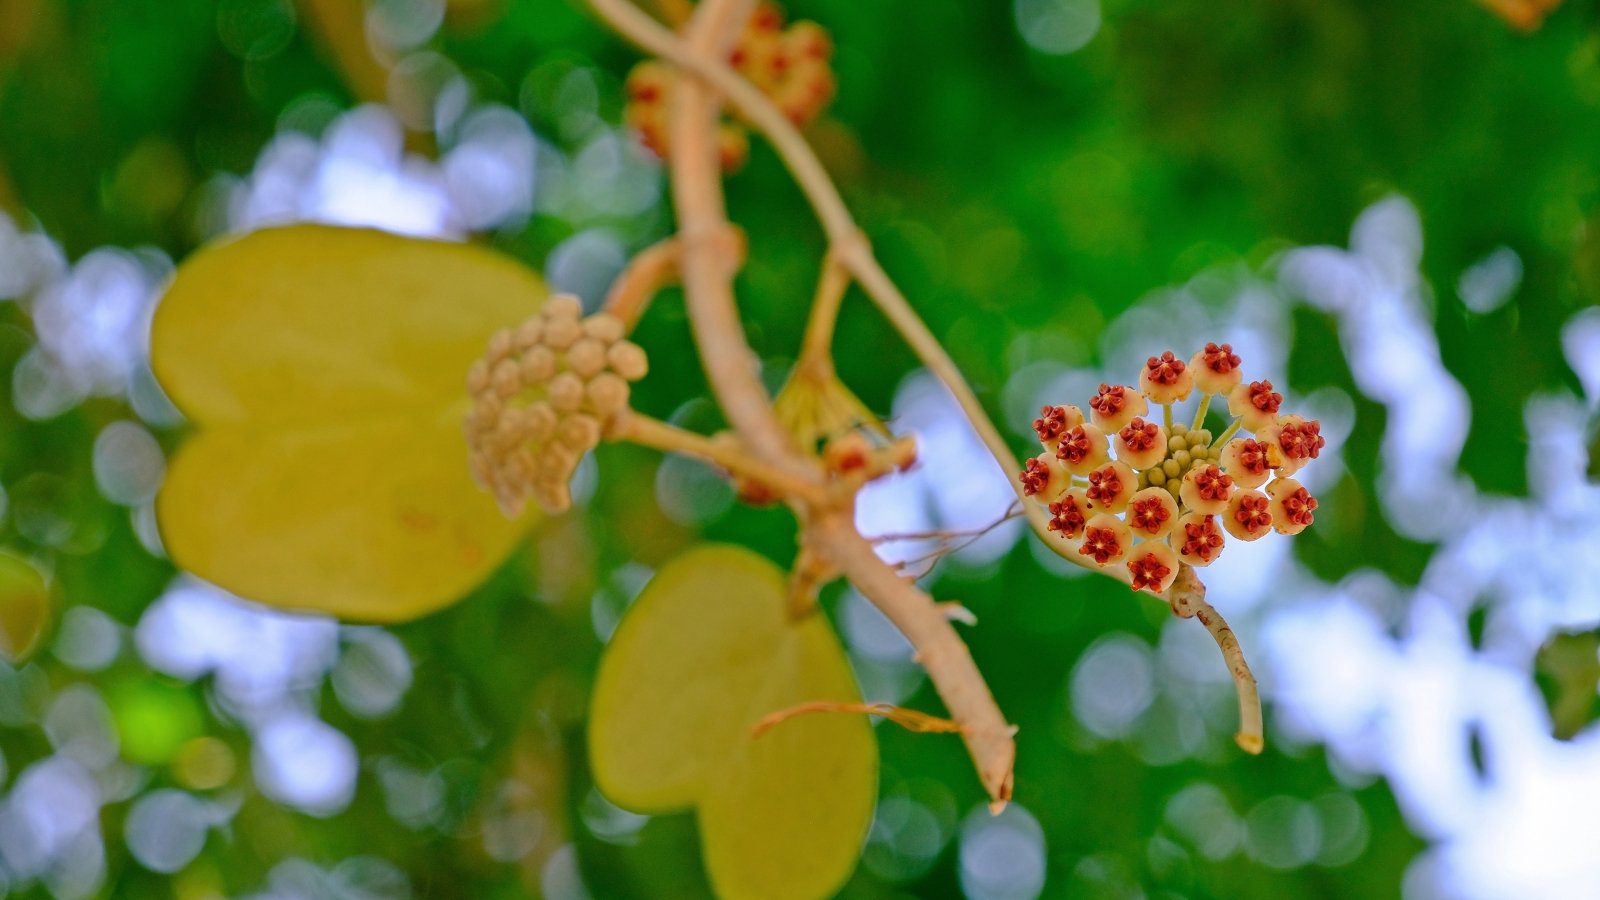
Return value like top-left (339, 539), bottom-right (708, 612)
top-left (564, 0), bottom-right (1323, 802)
top-left (146, 0), bottom-right (1327, 892)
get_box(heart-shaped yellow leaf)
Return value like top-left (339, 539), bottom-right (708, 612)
top-left (589, 544), bottom-right (877, 900)
top-left (0, 550), bottom-right (50, 663)
top-left (151, 226), bottom-right (542, 621)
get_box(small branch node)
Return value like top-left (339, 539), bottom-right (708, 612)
top-left (939, 601), bottom-right (978, 626)
top-left (786, 541), bottom-right (839, 620)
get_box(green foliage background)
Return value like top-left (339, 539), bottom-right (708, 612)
top-left (1, 0), bottom-right (1594, 896)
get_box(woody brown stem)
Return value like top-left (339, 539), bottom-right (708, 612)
top-left (593, 0), bottom-right (1018, 806)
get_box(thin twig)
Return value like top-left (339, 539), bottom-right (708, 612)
top-left (894, 533), bottom-right (994, 579)
top-left (867, 503), bottom-right (1024, 544)
top-left (889, 505), bottom-right (1026, 579)
top-left (610, 411), bottom-right (828, 507)
top-left (752, 701), bottom-right (965, 739)
top-left (796, 252), bottom-right (851, 379)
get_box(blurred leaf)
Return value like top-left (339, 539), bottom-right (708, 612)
top-left (0, 549), bottom-right (49, 662)
top-left (297, 0), bottom-right (396, 111)
top-left (111, 677), bottom-right (205, 765)
top-left (0, 0), bottom-right (44, 73)
top-left (589, 544), bottom-right (876, 900)
top-left (152, 225), bottom-right (542, 621)
top-left (174, 736), bottom-right (238, 790)
top-left (1536, 630), bottom-right (1600, 740)
top-left (103, 136), bottom-right (191, 229)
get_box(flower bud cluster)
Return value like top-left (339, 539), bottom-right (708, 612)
top-left (1021, 343), bottom-right (1323, 595)
top-left (465, 294), bottom-right (650, 516)
top-left (625, 2), bottom-right (836, 173)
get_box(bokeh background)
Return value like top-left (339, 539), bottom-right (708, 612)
top-left (2, 0), bottom-right (1599, 896)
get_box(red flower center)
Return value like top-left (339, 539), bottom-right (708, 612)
top-left (1279, 420), bottom-right (1325, 461)
top-left (1057, 425), bottom-right (1094, 465)
top-left (1281, 487), bottom-right (1317, 526)
top-left (1048, 496), bottom-right (1086, 535)
top-left (1144, 351), bottom-right (1186, 385)
top-left (1235, 438), bottom-right (1272, 475)
top-left (1019, 458), bottom-right (1051, 496)
top-left (1082, 526), bottom-right (1121, 564)
top-left (1119, 418), bottom-right (1159, 452)
top-left (1086, 466), bottom-right (1124, 505)
top-left (1128, 552), bottom-right (1172, 591)
top-left (1193, 465), bottom-right (1233, 501)
top-left (1246, 380), bottom-right (1283, 415)
top-left (1129, 495), bottom-right (1171, 532)
top-left (1180, 516), bottom-right (1224, 562)
top-left (1234, 494), bottom-right (1271, 530)
top-left (1033, 405), bottom-right (1070, 443)
top-left (1202, 342), bottom-right (1241, 375)
top-left (1089, 384), bottom-right (1129, 417)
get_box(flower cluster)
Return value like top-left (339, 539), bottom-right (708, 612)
top-left (1021, 343), bottom-right (1323, 595)
top-left (465, 294), bottom-right (650, 515)
top-left (625, 2), bottom-right (835, 173)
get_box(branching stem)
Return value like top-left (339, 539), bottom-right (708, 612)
top-left (589, 0), bottom-right (1018, 805)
